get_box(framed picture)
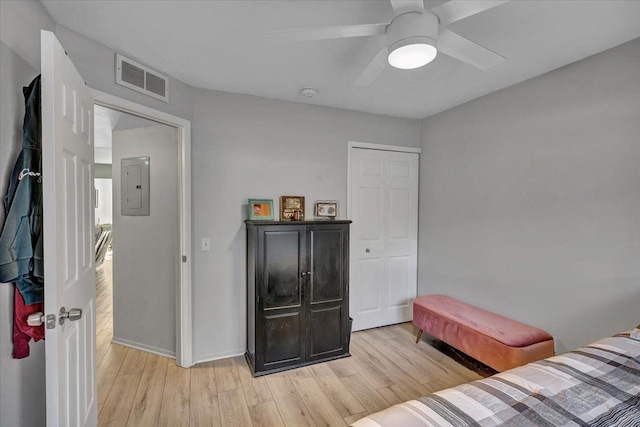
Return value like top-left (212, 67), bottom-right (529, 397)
top-left (280, 195), bottom-right (305, 221)
top-left (248, 199), bottom-right (274, 220)
top-left (315, 200), bottom-right (338, 219)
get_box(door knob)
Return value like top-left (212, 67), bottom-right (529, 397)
top-left (365, 248), bottom-right (371, 253)
top-left (59, 307), bottom-right (82, 325)
top-left (27, 312), bottom-right (57, 329)
top-left (27, 312), bottom-right (45, 326)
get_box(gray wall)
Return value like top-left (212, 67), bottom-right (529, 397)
top-left (54, 24), bottom-right (194, 123)
top-left (192, 90), bottom-right (421, 359)
top-left (0, 41), bottom-right (47, 427)
top-left (419, 38), bottom-right (640, 353)
top-left (112, 125), bottom-right (179, 356)
top-left (0, 2), bottom-right (55, 426)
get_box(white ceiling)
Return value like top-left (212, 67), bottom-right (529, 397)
top-left (41, 1), bottom-right (640, 119)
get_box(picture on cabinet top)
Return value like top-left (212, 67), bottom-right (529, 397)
top-left (280, 195), bottom-right (305, 221)
top-left (315, 200), bottom-right (338, 219)
top-left (248, 199), bottom-right (274, 220)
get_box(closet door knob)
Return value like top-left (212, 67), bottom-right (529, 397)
top-left (365, 248), bottom-right (371, 253)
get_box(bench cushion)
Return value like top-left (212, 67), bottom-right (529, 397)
top-left (413, 295), bottom-right (554, 371)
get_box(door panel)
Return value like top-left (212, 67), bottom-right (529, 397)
top-left (350, 147), bottom-right (418, 331)
top-left (264, 311), bottom-right (301, 365)
top-left (309, 305), bottom-right (343, 356)
top-left (358, 259), bottom-right (382, 312)
top-left (42, 30), bottom-right (97, 426)
top-left (389, 189), bottom-right (410, 239)
top-left (358, 188), bottom-right (383, 240)
top-left (388, 256), bottom-right (410, 308)
top-left (264, 231), bottom-right (301, 308)
top-left (310, 228), bottom-right (343, 302)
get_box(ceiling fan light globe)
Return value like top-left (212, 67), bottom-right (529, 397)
top-left (388, 37), bottom-right (437, 70)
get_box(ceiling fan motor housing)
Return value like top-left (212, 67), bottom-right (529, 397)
top-left (387, 11), bottom-right (439, 56)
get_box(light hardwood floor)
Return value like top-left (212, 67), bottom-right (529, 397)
top-left (96, 257), bottom-right (482, 426)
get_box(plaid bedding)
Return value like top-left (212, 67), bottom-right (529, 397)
top-left (352, 335), bottom-right (640, 426)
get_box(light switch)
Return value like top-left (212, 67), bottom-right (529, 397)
top-left (202, 237), bottom-right (211, 251)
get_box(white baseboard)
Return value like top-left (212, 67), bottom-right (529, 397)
top-left (195, 348), bottom-right (244, 364)
top-left (111, 337), bottom-right (176, 359)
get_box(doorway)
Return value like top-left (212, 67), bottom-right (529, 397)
top-left (94, 107), bottom-right (180, 364)
top-left (347, 141), bottom-right (420, 331)
top-left (93, 91), bottom-right (193, 368)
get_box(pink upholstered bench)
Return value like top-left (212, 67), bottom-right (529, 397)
top-left (413, 295), bottom-right (554, 372)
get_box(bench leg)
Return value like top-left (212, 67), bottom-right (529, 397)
top-left (416, 329), bottom-right (423, 343)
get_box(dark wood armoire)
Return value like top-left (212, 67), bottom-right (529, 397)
top-left (245, 220), bottom-right (351, 376)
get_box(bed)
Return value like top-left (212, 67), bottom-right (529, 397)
top-left (352, 333), bottom-right (640, 426)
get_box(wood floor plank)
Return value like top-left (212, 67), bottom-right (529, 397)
top-left (291, 375), bottom-right (347, 426)
top-left (119, 348), bottom-right (148, 375)
top-left (190, 361), bottom-right (221, 427)
top-left (97, 343), bottom-right (129, 405)
top-left (367, 325), bottom-right (404, 341)
top-left (310, 363), bottom-right (365, 418)
top-left (217, 387), bottom-right (254, 427)
top-left (265, 373), bottom-right (296, 399)
top-left (127, 354), bottom-right (169, 427)
top-left (189, 362), bottom-right (222, 427)
top-left (248, 401), bottom-right (285, 427)
top-left (214, 357), bottom-right (242, 392)
top-left (340, 374), bottom-right (390, 415)
top-left (350, 336), bottom-right (431, 398)
top-left (234, 356), bottom-right (273, 407)
top-left (159, 365), bottom-right (191, 427)
top-left (358, 331), bottom-right (435, 385)
top-left (347, 345), bottom-right (395, 390)
top-left (272, 392), bottom-right (316, 427)
top-left (287, 365), bottom-right (314, 379)
top-left (377, 386), bottom-right (409, 406)
top-left (344, 412), bottom-right (368, 425)
top-left (98, 372), bottom-right (141, 427)
top-left (388, 335), bottom-right (481, 385)
top-left (327, 355), bottom-right (359, 378)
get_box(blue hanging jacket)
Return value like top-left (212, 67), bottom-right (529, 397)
top-left (0, 75), bottom-right (44, 304)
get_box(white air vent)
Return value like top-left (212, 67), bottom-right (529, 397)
top-left (116, 54), bottom-right (169, 102)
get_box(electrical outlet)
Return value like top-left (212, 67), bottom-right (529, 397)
top-left (202, 237), bottom-right (211, 251)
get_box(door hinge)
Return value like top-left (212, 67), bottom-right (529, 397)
top-left (182, 255), bottom-right (187, 262)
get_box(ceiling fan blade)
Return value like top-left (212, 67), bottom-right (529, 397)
top-left (389, 0), bottom-right (424, 16)
top-left (431, 1), bottom-right (509, 26)
top-left (354, 47), bottom-right (388, 87)
top-left (437, 28), bottom-right (505, 70)
top-left (268, 23), bottom-right (387, 43)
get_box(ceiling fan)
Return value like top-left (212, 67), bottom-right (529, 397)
top-left (271, 0), bottom-right (509, 86)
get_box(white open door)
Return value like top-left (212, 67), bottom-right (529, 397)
top-left (42, 30), bottom-right (97, 426)
top-left (349, 145), bottom-right (419, 331)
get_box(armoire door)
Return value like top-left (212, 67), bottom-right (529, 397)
top-left (306, 224), bottom-right (349, 362)
top-left (255, 226), bottom-right (306, 372)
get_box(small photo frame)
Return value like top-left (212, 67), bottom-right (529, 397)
top-left (248, 199), bottom-right (274, 220)
top-left (280, 196), bottom-right (305, 221)
top-left (314, 200), bottom-right (338, 219)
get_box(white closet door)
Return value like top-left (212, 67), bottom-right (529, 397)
top-left (349, 147), bottom-right (419, 331)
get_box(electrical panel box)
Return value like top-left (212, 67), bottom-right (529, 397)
top-left (121, 156), bottom-right (150, 216)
